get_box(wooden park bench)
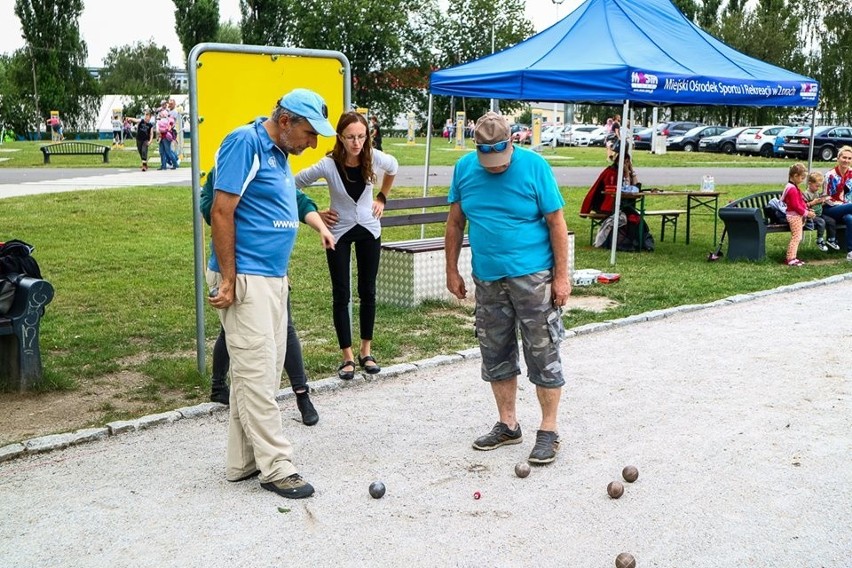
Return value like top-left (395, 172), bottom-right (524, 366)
top-left (718, 190), bottom-right (846, 261)
top-left (40, 141), bottom-right (111, 164)
top-left (0, 276), bottom-right (55, 391)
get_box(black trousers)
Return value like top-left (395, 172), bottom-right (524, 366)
top-left (136, 139), bottom-right (149, 163)
top-left (326, 224), bottom-right (381, 350)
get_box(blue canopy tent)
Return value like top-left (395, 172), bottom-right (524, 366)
top-left (427, 0), bottom-right (819, 263)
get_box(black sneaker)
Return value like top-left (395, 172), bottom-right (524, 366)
top-left (261, 474), bottom-right (315, 499)
top-left (472, 421), bottom-right (522, 450)
top-left (210, 383), bottom-right (230, 405)
top-left (528, 430), bottom-right (560, 464)
top-left (827, 239), bottom-right (841, 251)
top-left (296, 391), bottom-right (319, 426)
top-left (817, 239), bottom-right (829, 252)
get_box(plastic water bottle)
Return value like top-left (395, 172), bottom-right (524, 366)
top-left (702, 175), bottom-right (715, 191)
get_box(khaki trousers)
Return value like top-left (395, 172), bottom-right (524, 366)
top-left (207, 270), bottom-right (297, 483)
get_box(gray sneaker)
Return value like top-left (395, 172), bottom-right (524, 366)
top-left (261, 474), bottom-right (315, 499)
top-left (472, 421), bottom-right (522, 450)
top-left (528, 430), bottom-right (560, 464)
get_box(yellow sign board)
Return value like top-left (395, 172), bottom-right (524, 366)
top-left (454, 111), bottom-right (466, 149)
top-left (192, 47), bottom-right (349, 181)
top-left (532, 112), bottom-right (543, 147)
top-left (406, 112), bottom-right (416, 145)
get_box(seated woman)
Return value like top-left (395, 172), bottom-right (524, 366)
top-left (580, 152), bottom-right (641, 215)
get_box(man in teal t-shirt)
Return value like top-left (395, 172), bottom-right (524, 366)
top-left (445, 111), bottom-right (571, 466)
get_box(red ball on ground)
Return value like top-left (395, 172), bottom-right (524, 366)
top-left (473, 491), bottom-right (481, 500)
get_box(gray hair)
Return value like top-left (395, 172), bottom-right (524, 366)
top-left (271, 104), bottom-right (308, 126)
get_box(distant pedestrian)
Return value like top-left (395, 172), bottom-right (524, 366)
top-left (369, 114), bottom-right (383, 151)
top-left (126, 110), bottom-right (155, 171)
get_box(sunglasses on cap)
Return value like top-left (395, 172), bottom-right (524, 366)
top-left (476, 139), bottom-right (511, 153)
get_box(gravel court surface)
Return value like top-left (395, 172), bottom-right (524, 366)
top-left (0, 278), bottom-right (850, 567)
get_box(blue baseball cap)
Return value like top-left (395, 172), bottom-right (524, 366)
top-left (279, 89), bottom-right (336, 137)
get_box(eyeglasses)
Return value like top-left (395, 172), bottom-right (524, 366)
top-left (341, 134), bottom-right (368, 143)
top-left (476, 139), bottom-right (511, 153)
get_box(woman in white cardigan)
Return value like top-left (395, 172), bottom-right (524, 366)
top-left (295, 111), bottom-right (398, 380)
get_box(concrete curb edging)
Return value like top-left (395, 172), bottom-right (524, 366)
top-left (3, 272), bottom-right (850, 463)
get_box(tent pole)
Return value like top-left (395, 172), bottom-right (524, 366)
top-left (421, 94), bottom-right (435, 239)
top-left (609, 100), bottom-right (631, 265)
top-left (806, 107), bottom-right (817, 173)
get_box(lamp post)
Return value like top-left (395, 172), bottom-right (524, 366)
top-left (21, 35), bottom-right (40, 130)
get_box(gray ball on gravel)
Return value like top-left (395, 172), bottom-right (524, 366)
top-left (369, 481), bottom-right (386, 499)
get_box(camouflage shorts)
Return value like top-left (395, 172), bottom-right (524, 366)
top-left (473, 270), bottom-right (565, 388)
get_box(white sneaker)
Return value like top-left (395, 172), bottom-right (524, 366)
top-left (817, 240), bottom-right (828, 252)
top-left (827, 240), bottom-right (841, 250)
top-left (846, 251), bottom-right (852, 261)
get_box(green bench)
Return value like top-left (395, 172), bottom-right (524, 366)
top-left (718, 190), bottom-right (846, 261)
top-left (40, 141), bottom-right (111, 164)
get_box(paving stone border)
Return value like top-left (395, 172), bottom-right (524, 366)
top-left (2, 272), bottom-right (850, 463)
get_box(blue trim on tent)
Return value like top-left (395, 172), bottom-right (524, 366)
top-left (430, 0), bottom-right (818, 108)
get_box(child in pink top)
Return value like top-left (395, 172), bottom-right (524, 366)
top-left (782, 162), bottom-right (814, 266)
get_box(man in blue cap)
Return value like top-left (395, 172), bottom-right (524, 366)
top-left (207, 88), bottom-right (336, 499)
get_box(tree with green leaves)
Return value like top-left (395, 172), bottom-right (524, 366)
top-left (13, 0), bottom-right (100, 138)
top-left (239, 0), bottom-right (293, 46)
top-left (217, 19), bottom-right (243, 44)
top-left (432, 0), bottom-right (535, 130)
top-left (173, 0), bottom-right (221, 62)
top-left (99, 41), bottom-right (175, 117)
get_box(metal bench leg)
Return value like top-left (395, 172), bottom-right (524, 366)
top-left (660, 214), bottom-right (679, 243)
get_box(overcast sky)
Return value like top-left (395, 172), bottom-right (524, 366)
top-left (0, 0), bottom-right (583, 68)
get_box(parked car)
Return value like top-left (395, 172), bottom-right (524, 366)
top-left (511, 125), bottom-right (531, 144)
top-left (540, 125), bottom-right (562, 146)
top-left (657, 121), bottom-right (703, 137)
top-left (735, 125), bottom-right (785, 157)
top-left (632, 127), bottom-right (654, 150)
top-left (773, 126), bottom-right (808, 157)
top-left (698, 126), bottom-right (748, 154)
top-left (568, 125), bottom-right (603, 146)
top-left (556, 125), bottom-right (575, 146)
top-left (665, 125), bottom-right (727, 152)
top-left (783, 125), bottom-right (852, 161)
top-left (588, 126), bottom-right (609, 147)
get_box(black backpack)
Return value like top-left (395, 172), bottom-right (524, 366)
top-left (0, 239), bottom-right (42, 314)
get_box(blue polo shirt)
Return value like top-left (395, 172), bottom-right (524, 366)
top-left (448, 146), bottom-right (564, 281)
top-left (208, 119), bottom-right (299, 277)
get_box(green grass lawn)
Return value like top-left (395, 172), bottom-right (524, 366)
top-left (2, 182), bottom-right (848, 410)
top-left (0, 137), bottom-right (803, 168)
